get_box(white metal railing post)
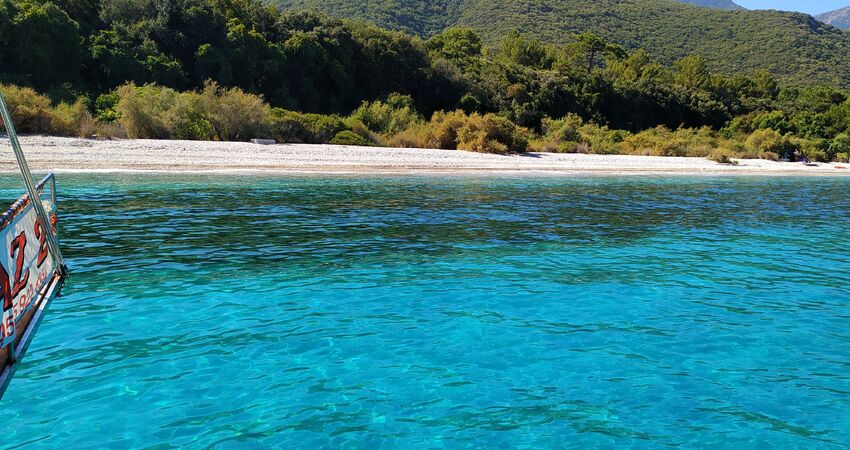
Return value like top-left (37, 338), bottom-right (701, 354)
top-left (0, 91), bottom-right (67, 275)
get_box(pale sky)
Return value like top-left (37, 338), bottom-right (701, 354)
top-left (735, 0), bottom-right (848, 15)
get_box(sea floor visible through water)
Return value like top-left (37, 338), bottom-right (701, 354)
top-left (0, 173), bottom-right (848, 449)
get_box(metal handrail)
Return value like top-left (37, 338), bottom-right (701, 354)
top-left (0, 91), bottom-right (66, 276)
top-left (0, 173), bottom-right (54, 228)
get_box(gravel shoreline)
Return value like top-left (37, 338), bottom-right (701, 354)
top-left (3, 136), bottom-right (849, 176)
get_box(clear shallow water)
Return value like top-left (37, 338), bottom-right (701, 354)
top-left (0, 174), bottom-right (848, 449)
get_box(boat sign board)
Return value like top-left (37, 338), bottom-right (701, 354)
top-left (0, 174), bottom-right (64, 397)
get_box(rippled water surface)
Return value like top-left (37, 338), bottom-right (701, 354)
top-left (1, 174), bottom-right (849, 448)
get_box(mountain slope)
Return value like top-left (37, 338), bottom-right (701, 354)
top-left (817, 6), bottom-right (850, 29)
top-left (273, 0), bottom-right (850, 87)
top-left (677, 0), bottom-right (743, 10)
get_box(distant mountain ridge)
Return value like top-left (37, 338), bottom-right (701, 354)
top-left (817, 6), bottom-right (850, 29)
top-left (677, 0), bottom-right (743, 10)
top-left (273, 0), bottom-right (850, 87)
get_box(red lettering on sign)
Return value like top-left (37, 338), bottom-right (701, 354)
top-left (34, 219), bottom-right (48, 267)
top-left (10, 232), bottom-right (29, 298)
top-left (0, 262), bottom-right (11, 312)
top-left (3, 313), bottom-right (13, 339)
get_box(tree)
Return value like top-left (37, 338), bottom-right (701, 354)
top-left (89, 24), bottom-right (186, 90)
top-left (99, 0), bottom-right (156, 25)
top-left (828, 133), bottom-right (850, 160)
top-left (607, 49), bottom-right (665, 85)
top-left (562, 33), bottom-right (606, 75)
top-left (499, 30), bottom-right (553, 69)
top-left (198, 81), bottom-right (270, 140)
top-left (426, 28), bottom-right (482, 65)
top-left (0, 0), bottom-right (13, 77)
top-left (752, 70), bottom-right (778, 99)
top-left (350, 25), bottom-right (430, 107)
top-left (674, 55), bottom-right (709, 90)
top-left (8, 0), bottom-right (81, 90)
top-left (745, 128), bottom-right (793, 158)
top-left (222, 18), bottom-right (278, 91)
top-left (50, 0), bottom-right (101, 34)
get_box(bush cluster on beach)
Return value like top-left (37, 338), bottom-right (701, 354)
top-left (3, 80), bottom-right (850, 163)
top-left (0, 85), bottom-right (95, 137)
top-left (107, 84), bottom-right (532, 154)
top-left (114, 82), bottom-right (270, 141)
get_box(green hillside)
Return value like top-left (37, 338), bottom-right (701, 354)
top-left (677, 0), bottom-right (742, 9)
top-left (274, 0), bottom-right (850, 87)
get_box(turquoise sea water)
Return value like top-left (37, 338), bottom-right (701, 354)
top-left (0, 174), bottom-right (849, 448)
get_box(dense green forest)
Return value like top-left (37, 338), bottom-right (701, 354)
top-left (275, 0), bottom-right (850, 87)
top-left (678, 0), bottom-right (741, 9)
top-left (1, 0), bottom-right (850, 162)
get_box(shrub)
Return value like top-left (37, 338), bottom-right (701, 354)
top-left (621, 127), bottom-right (664, 155)
top-left (456, 113), bottom-right (529, 154)
top-left (115, 83), bottom-right (178, 139)
top-left (656, 138), bottom-right (689, 157)
top-left (170, 92), bottom-right (214, 140)
top-left (346, 119), bottom-right (383, 145)
top-left (792, 136), bottom-right (830, 162)
top-left (708, 148), bottom-right (737, 165)
top-left (725, 141), bottom-right (747, 153)
top-left (736, 149), bottom-right (761, 159)
top-left (760, 151), bottom-right (780, 161)
top-left (0, 84), bottom-right (95, 137)
top-left (745, 128), bottom-right (793, 159)
top-left (533, 114), bottom-right (583, 152)
top-left (542, 114), bottom-right (583, 142)
top-left (94, 121), bottom-right (127, 139)
top-left (386, 122), bottom-right (433, 148)
top-left (530, 138), bottom-right (581, 153)
top-left (198, 82), bottom-right (270, 141)
top-left (671, 127), bottom-right (718, 157)
top-left (114, 82), bottom-right (272, 141)
top-left (828, 133), bottom-right (850, 161)
top-left (576, 142), bottom-right (591, 154)
top-left (349, 93), bottom-right (422, 135)
top-left (745, 128), bottom-right (780, 150)
top-left (94, 92), bottom-right (120, 122)
top-left (389, 110), bottom-right (466, 150)
top-left (79, 114), bottom-right (97, 138)
top-left (806, 149), bottom-right (830, 163)
top-left (388, 110), bottom-right (530, 154)
top-left (0, 84), bottom-right (54, 133)
top-left (270, 109), bottom-right (349, 144)
top-left (427, 110), bottom-right (469, 149)
top-left (579, 123), bottom-right (628, 154)
top-left (621, 126), bottom-right (716, 157)
top-left (51, 99), bottom-right (93, 137)
top-left (329, 130), bottom-right (371, 146)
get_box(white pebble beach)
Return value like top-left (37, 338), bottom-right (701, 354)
top-left (4, 136), bottom-right (850, 176)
